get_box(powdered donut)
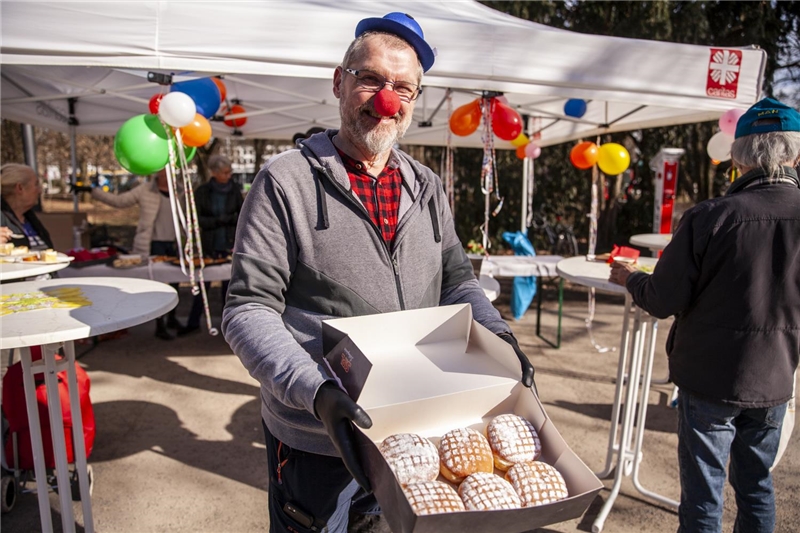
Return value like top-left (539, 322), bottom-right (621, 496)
top-left (438, 427), bottom-right (494, 483)
top-left (505, 461), bottom-right (569, 507)
top-left (486, 414), bottom-right (542, 470)
top-left (403, 480), bottom-right (465, 515)
top-left (457, 472), bottom-right (521, 511)
top-left (379, 433), bottom-right (440, 486)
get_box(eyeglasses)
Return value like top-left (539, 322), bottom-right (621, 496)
top-left (344, 68), bottom-right (422, 102)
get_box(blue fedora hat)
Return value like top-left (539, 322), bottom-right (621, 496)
top-left (355, 12), bottom-right (435, 72)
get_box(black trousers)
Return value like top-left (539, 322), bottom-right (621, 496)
top-left (262, 421), bottom-right (381, 533)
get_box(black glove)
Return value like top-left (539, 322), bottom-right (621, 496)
top-left (313, 382), bottom-right (373, 492)
top-left (70, 182), bottom-right (93, 194)
top-left (498, 332), bottom-right (536, 391)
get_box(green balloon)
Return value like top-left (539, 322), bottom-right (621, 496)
top-left (114, 114), bottom-right (170, 175)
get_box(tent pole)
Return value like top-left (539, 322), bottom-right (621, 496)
top-left (68, 98), bottom-right (79, 216)
top-left (21, 124), bottom-right (38, 174)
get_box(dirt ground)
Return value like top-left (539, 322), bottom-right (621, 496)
top-left (2, 277), bottom-right (799, 533)
top-left (4, 197), bottom-right (799, 533)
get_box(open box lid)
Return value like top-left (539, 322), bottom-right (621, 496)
top-left (322, 304), bottom-right (526, 439)
top-left (323, 304), bottom-right (521, 399)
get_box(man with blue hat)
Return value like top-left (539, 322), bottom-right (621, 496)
top-left (223, 12), bottom-right (535, 532)
top-left (610, 97), bottom-right (800, 533)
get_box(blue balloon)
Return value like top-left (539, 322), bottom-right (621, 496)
top-left (564, 99), bottom-right (587, 118)
top-left (171, 78), bottom-right (221, 119)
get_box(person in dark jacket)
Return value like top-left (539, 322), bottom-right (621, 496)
top-left (1, 163), bottom-right (53, 251)
top-left (610, 97), bottom-right (800, 533)
top-left (178, 154), bottom-right (243, 335)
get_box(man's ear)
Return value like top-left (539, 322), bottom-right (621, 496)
top-left (333, 66), bottom-right (343, 99)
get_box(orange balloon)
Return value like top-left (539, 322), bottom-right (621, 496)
top-left (569, 141), bottom-right (599, 170)
top-left (516, 145), bottom-right (528, 160)
top-left (179, 113), bottom-right (212, 147)
top-left (211, 77), bottom-right (227, 103)
top-left (223, 104), bottom-right (248, 128)
top-left (449, 99), bottom-right (482, 136)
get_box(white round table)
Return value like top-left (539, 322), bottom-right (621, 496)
top-left (556, 256), bottom-right (677, 532)
top-left (629, 233), bottom-right (672, 252)
top-left (556, 255), bottom-right (657, 294)
top-left (0, 260), bottom-right (70, 281)
top-left (58, 259), bottom-right (232, 283)
top-left (0, 277), bottom-right (178, 533)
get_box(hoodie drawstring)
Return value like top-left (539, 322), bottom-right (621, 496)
top-left (428, 196), bottom-right (441, 243)
top-left (314, 169), bottom-right (330, 230)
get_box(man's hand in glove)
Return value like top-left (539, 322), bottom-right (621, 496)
top-left (313, 382), bottom-right (373, 492)
top-left (498, 332), bottom-right (536, 390)
top-left (70, 182), bottom-right (94, 194)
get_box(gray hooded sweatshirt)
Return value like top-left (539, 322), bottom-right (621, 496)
top-left (222, 130), bottom-right (511, 456)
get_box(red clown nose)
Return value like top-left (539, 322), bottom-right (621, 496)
top-left (374, 89), bottom-right (401, 117)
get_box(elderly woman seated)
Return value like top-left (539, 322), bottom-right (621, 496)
top-left (0, 163), bottom-right (53, 250)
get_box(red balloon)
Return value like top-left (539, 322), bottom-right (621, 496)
top-left (374, 89), bottom-right (401, 117)
top-left (569, 141), bottom-right (599, 170)
top-left (148, 93), bottom-right (164, 115)
top-left (211, 77), bottom-right (227, 103)
top-left (515, 145), bottom-right (527, 160)
top-left (491, 100), bottom-right (522, 141)
top-left (449, 99), bottom-right (482, 136)
top-left (223, 104), bottom-right (248, 128)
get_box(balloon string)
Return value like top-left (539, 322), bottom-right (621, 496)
top-left (163, 124), bottom-right (217, 336)
top-left (164, 128), bottom-right (189, 275)
top-left (444, 91), bottom-right (455, 215)
top-left (480, 98), bottom-right (494, 251)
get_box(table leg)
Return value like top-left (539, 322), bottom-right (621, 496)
top-left (19, 345), bottom-right (55, 533)
top-left (593, 305), bottom-right (647, 533)
top-left (631, 319), bottom-right (679, 509)
top-left (535, 277), bottom-right (563, 349)
top-left (593, 303), bottom-right (679, 532)
top-left (62, 340), bottom-right (95, 532)
top-left (42, 343), bottom-right (77, 533)
top-left (595, 294), bottom-right (634, 479)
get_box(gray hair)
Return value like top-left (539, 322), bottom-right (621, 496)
top-left (731, 131), bottom-right (800, 178)
top-left (0, 163), bottom-right (37, 199)
top-left (341, 32), bottom-right (424, 84)
top-left (207, 154), bottom-right (232, 173)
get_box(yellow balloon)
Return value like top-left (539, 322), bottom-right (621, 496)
top-left (510, 133), bottom-right (530, 147)
top-left (597, 143), bottom-right (631, 175)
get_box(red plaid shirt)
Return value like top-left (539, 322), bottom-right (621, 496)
top-left (337, 149), bottom-right (403, 244)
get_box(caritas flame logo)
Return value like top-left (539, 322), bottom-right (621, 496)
top-left (706, 48), bottom-right (741, 99)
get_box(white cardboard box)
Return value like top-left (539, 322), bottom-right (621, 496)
top-left (322, 303), bottom-right (603, 533)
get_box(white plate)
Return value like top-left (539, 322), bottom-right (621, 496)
top-left (3, 252), bottom-right (74, 265)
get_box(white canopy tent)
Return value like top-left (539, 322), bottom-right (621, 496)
top-left (1, 0), bottom-right (766, 149)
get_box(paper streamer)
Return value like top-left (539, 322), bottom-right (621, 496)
top-left (163, 125), bottom-right (217, 336)
top-left (584, 148), bottom-right (613, 352)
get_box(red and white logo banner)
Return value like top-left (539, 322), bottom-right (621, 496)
top-left (706, 48), bottom-right (741, 99)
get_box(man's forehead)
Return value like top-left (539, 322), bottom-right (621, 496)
top-left (352, 38), bottom-right (419, 73)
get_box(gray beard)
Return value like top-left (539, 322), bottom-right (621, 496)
top-left (340, 101), bottom-right (411, 157)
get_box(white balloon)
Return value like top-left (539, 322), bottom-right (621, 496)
top-left (158, 92), bottom-right (196, 128)
top-left (706, 131), bottom-right (734, 162)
